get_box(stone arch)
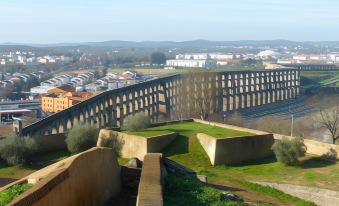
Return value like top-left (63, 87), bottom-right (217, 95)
top-left (67, 119), bottom-right (73, 129)
top-left (58, 123), bottom-right (66, 133)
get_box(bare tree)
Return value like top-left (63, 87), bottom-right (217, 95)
top-left (319, 104), bottom-right (339, 144)
top-left (174, 70), bottom-right (216, 120)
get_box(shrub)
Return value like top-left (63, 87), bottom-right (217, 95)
top-left (100, 131), bottom-right (124, 157)
top-left (122, 112), bottom-right (151, 131)
top-left (271, 137), bottom-right (306, 166)
top-left (0, 137), bottom-right (38, 166)
top-left (66, 124), bottom-right (99, 154)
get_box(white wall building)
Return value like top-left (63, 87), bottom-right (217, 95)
top-left (175, 53), bottom-right (209, 60)
top-left (257, 50), bottom-right (281, 59)
top-left (209, 53), bottom-right (234, 60)
top-left (166, 59), bottom-right (216, 68)
top-left (30, 86), bottom-right (53, 94)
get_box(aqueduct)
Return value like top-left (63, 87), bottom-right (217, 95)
top-left (21, 69), bottom-right (300, 136)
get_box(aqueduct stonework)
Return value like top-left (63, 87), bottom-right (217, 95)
top-left (21, 69), bottom-right (300, 136)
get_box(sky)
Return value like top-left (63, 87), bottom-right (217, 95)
top-left (1, 0), bottom-right (339, 44)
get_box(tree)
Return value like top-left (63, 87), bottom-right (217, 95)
top-left (66, 124), bottom-right (99, 153)
top-left (319, 104), bottom-right (339, 144)
top-left (151, 52), bottom-right (166, 65)
top-left (175, 71), bottom-right (216, 120)
top-left (271, 137), bottom-right (306, 166)
top-left (122, 112), bottom-right (151, 131)
top-left (0, 137), bottom-right (38, 165)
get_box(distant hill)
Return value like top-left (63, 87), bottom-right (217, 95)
top-left (2, 39), bottom-right (339, 49)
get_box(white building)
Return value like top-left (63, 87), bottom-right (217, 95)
top-left (277, 59), bottom-right (293, 64)
top-left (108, 81), bottom-right (129, 90)
top-left (166, 59), bottom-right (216, 68)
top-left (257, 50), bottom-right (281, 59)
top-left (175, 53), bottom-right (209, 60)
top-left (209, 53), bottom-right (234, 60)
top-left (30, 86), bottom-right (53, 94)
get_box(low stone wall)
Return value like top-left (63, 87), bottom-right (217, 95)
top-left (194, 119), bottom-right (339, 159)
top-left (136, 153), bottom-right (163, 206)
top-left (97, 129), bottom-right (176, 160)
top-left (197, 133), bottom-right (274, 165)
top-left (3, 147), bottom-right (121, 206)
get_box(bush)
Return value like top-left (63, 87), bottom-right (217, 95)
top-left (271, 137), bottom-right (306, 166)
top-left (122, 113), bottom-right (151, 131)
top-left (0, 137), bottom-right (38, 165)
top-left (100, 131), bottom-right (124, 157)
top-left (66, 124), bottom-right (99, 154)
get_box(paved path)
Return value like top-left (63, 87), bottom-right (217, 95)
top-left (255, 181), bottom-right (339, 206)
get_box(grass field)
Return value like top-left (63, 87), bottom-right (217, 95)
top-left (124, 130), bottom-right (172, 137)
top-left (145, 121), bottom-right (339, 204)
top-left (125, 121), bottom-right (253, 138)
top-left (164, 173), bottom-right (246, 206)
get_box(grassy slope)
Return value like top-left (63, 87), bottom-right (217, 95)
top-left (126, 122), bottom-right (253, 138)
top-left (155, 122), bottom-right (337, 205)
top-left (164, 174), bottom-right (245, 206)
top-left (125, 130), bottom-right (172, 137)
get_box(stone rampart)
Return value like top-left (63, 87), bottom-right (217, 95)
top-left (2, 147), bottom-right (121, 206)
top-left (194, 119), bottom-right (339, 159)
top-left (97, 129), bottom-right (176, 160)
top-left (136, 153), bottom-right (164, 206)
top-left (197, 133), bottom-right (274, 165)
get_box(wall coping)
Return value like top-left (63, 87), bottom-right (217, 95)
top-left (2, 147), bottom-right (114, 206)
top-left (136, 153), bottom-right (163, 206)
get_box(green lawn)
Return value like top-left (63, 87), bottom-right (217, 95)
top-left (124, 130), bottom-right (172, 137)
top-left (152, 121), bottom-right (339, 204)
top-left (164, 173), bottom-right (245, 206)
top-left (126, 121), bottom-right (252, 138)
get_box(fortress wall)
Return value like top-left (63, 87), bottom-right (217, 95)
top-left (97, 129), bottom-right (176, 160)
top-left (147, 133), bottom-right (177, 153)
top-left (195, 119), bottom-right (339, 159)
top-left (197, 133), bottom-right (274, 165)
top-left (136, 153), bottom-right (163, 206)
top-left (6, 147), bottom-right (121, 206)
top-left (196, 133), bottom-right (217, 165)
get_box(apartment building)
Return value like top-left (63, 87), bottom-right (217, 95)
top-left (42, 92), bottom-right (92, 113)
